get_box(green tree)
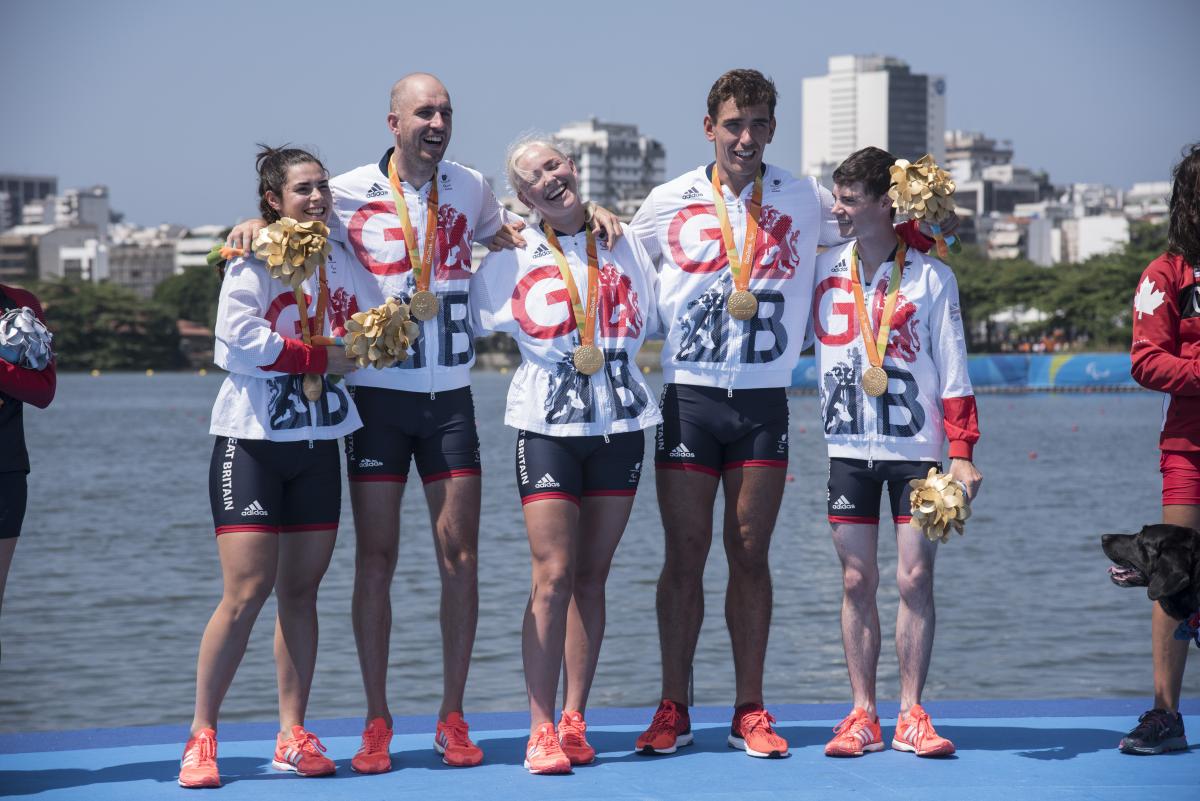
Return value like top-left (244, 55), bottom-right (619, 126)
top-left (34, 280), bottom-right (183, 370)
top-left (154, 265), bottom-right (221, 329)
top-left (952, 222), bottom-right (1166, 352)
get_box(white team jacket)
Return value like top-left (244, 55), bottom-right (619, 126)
top-left (811, 241), bottom-right (977, 463)
top-left (330, 150), bottom-right (503, 394)
top-left (209, 240), bottom-right (362, 442)
top-left (630, 164), bottom-right (842, 390)
top-left (471, 224), bottom-right (662, 438)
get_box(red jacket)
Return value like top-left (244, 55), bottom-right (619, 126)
top-left (1130, 252), bottom-right (1200, 452)
top-left (0, 285), bottom-right (56, 409)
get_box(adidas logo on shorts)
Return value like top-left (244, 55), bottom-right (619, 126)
top-left (358, 458), bottom-right (384, 468)
top-left (831, 495), bottom-right (854, 511)
top-left (366, 182), bottom-right (388, 198)
top-left (532, 243), bottom-right (552, 258)
top-left (682, 187), bottom-right (702, 200)
top-left (668, 443), bottom-right (695, 459)
top-left (534, 473), bottom-right (560, 489)
top-left (241, 500), bottom-right (269, 517)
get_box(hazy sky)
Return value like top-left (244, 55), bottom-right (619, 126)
top-left (3, 0), bottom-right (1197, 227)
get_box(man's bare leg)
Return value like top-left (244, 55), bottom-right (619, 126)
top-left (350, 480), bottom-right (404, 727)
top-left (423, 475), bottom-right (481, 720)
top-left (655, 468), bottom-right (720, 705)
top-left (831, 523), bottom-right (881, 717)
top-left (721, 466), bottom-right (786, 707)
top-left (894, 522), bottom-right (938, 715)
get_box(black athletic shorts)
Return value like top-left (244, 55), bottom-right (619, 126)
top-left (0, 472), bottom-right (27, 539)
top-left (345, 386), bottom-right (481, 484)
top-left (655, 383), bottom-right (789, 476)
top-left (515, 429), bottom-right (644, 505)
top-left (827, 457), bottom-right (941, 525)
top-left (209, 437), bottom-right (341, 535)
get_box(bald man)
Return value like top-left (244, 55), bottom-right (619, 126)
top-left (331, 72), bottom-right (504, 771)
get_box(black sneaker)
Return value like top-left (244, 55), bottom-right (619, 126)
top-left (1119, 709), bottom-right (1187, 754)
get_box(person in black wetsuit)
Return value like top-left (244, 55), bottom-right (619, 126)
top-left (0, 284), bottom-right (57, 646)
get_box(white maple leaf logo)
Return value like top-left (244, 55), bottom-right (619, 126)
top-left (1134, 277), bottom-right (1166, 319)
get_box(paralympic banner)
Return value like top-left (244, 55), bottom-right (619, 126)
top-left (792, 353), bottom-right (1140, 391)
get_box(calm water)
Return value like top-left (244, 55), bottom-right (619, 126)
top-left (0, 372), bottom-right (1195, 733)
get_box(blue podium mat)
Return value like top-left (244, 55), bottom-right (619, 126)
top-left (2, 700), bottom-right (1197, 800)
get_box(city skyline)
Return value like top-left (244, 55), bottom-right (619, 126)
top-left (3, 0), bottom-right (1197, 227)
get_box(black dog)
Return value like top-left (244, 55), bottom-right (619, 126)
top-left (1102, 524), bottom-right (1200, 621)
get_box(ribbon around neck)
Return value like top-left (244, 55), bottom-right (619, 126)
top-left (542, 223), bottom-right (599, 350)
top-left (710, 164), bottom-right (762, 294)
top-left (388, 157), bottom-right (439, 293)
top-left (848, 238), bottom-right (908, 371)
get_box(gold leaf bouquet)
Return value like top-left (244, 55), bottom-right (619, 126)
top-left (252, 217), bottom-right (333, 400)
top-left (252, 218), bottom-right (332, 289)
top-left (889, 155), bottom-right (959, 258)
top-left (343, 299), bottom-right (421, 369)
top-left (908, 467), bottom-right (971, 543)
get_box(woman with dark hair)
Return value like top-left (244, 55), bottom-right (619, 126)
top-left (179, 146), bottom-right (362, 788)
top-left (470, 138), bottom-right (660, 774)
top-left (0, 284), bottom-right (55, 639)
top-left (1124, 142), bottom-right (1200, 755)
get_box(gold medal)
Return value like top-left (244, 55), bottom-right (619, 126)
top-left (573, 344), bottom-right (604, 375)
top-left (409, 289), bottom-right (438, 321)
top-left (861, 365), bottom-right (889, 397)
top-left (543, 223), bottom-right (604, 378)
top-left (849, 240), bottom-right (907, 401)
top-left (727, 289), bottom-right (758, 320)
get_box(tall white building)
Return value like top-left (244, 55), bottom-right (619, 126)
top-left (802, 55), bottom-right (946, 186)
top-left (552, 118), bottom-right (666, 217)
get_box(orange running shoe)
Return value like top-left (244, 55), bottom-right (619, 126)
top-left (825, 708), bottom-right (883, 757)
top-left (635, 699), bottom-right (693, 755)
top-left (558, 710), bottom-right (595, 765)
top-left (435, 711), bottom-right (484, 767)
top-left (351, 716), bottom-right (393, 774)
top-left (178, 728), bottom-right (220, 788)
top-left (892, 704), bottom-right (956, 757)
top-left (524, 722), bottom-right (572, 774)
top-left (272, 725), bottom-right (336, 777)
top-left (728, 703), bottom-right (789, 758)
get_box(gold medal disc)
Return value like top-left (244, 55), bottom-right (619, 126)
top-left (410, 290), bottom-right (439, 321)
top-left (862, 365), bottom-right (889, 397)
top-left (727, 289), bottom-right (758, 320)
top-left (573, 344), bottom-right (604, 376)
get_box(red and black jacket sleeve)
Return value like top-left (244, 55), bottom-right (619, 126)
top-left (1131, 253), bottom-right (1200, 396)
top-left (0, 286), bottom-right (56, 408)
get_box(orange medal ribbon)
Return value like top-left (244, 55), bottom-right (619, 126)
top-left (848, 238), bottom-right (907, 374)
top-left (542, 223), bottom-right (599, 351)
top-left (710, 165), bottom-right (763, 297)
top-left (387, 157), bottom-right (439, 293)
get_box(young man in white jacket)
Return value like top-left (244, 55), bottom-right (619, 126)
top-left (812, 146), bottom-right (982, 759)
